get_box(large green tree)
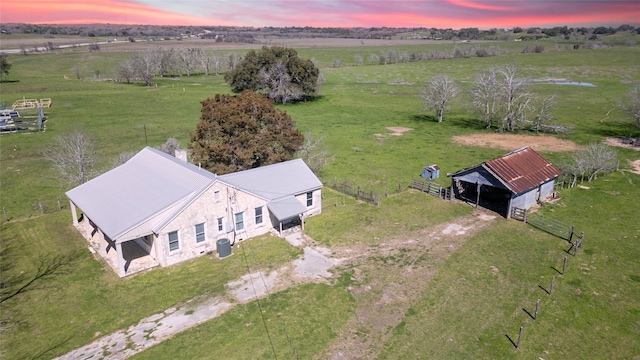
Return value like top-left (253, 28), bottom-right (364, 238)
top-left (0, 55), bottom-right (11, 81)
top-left (224, 46), bottom-right (319, 103)
top-left (190, 91), bottom-right (304, 175)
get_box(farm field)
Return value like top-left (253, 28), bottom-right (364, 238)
top-left (0, 34), bottom-right (639, 359)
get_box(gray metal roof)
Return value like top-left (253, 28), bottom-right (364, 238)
top-left (219, 158), bottom-right (322, 201)
top-left (267, 196), bottom-right (309, 221)
top-left (66, 147), bottom-right (216, 242)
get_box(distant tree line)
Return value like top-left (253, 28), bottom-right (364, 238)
top-left (1, 23), bottom-right (637, 41)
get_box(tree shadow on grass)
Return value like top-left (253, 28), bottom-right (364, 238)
top-left (446, 116), bottom-right (487, 130)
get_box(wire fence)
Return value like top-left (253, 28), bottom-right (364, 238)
top-left (325, 178), bottom-right (407, 206)
top-left (1, 196), bottom-right (68, 222)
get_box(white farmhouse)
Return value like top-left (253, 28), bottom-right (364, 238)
top-left (66, 147), bottom-right (322, 277)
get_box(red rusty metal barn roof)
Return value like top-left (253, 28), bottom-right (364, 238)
top-left (484, 147), bottom-right (562, 194)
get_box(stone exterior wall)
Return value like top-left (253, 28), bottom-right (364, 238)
top-left (156, 183), bottom-right (322, 268)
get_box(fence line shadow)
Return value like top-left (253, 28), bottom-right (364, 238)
top-left (522, 308), bottom-right (535, 320)
top-left (551, 266), bottom-right (563, 275)
top-left (505, 334), bottom-right (517, 349)
top-left (538, 285), bottom-right (551, 295)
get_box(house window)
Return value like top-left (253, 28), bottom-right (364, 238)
top-left (168, 231), bottom-right (179, 251)
top-left (217, 217), bottom-right (224, 232)
top-left (255, 206), bottom-right (263, 224)
top-left (214, 190), bottom-right (221, 202)
top-left (234, 212), bottom-right (244, 231)
top-left (306, 191), bottom-right (313, 207)
top-left (195, 223), bottom-right (205, 243)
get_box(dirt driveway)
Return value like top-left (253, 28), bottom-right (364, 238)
top-left (56, 210), bottom-right (497, 360)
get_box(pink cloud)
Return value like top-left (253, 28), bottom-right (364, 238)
top-left (0, 0), bottom-right (637, 28)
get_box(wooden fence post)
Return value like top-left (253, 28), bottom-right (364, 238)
top-left (550, 276), bottom-right (555, 295)
top-left (398, 183), bottom-right (401, 193)
top-left (516, 326), bottom-right (523, 349)
top-left (569, 225), bottom-right (575, 243)
top-left (534, 298), bottom-right (540, 320)
top-left (2, 207), bottom-right (7, 222)
top-left (38, 202), bottom-right (45, 214)
top-left (562, 256), bottom-right (567, 275)
top-left (57, 196), bottom-right (62, 209)
top-left (578, 232), bottom-right (584, 248)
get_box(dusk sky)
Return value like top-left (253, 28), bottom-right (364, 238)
top-left (1, 0), bottom-right (638, 29)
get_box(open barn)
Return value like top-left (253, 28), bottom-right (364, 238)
top-left (450, 147), bottom-right (562, 218)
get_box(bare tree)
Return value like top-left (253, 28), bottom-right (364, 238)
top-left (45, 129), bottom-right (97, 187)
top-left (259, 61), bottom-right (302, 104)
top-left (130, 50), bottom-right (157, 86)
top-left (530, 95), bottom-right (556, 134)
top-left (296, 133), bottom-right (332, 174)
top-left (471, 67), bottom-right (500, 128)
top-left (118, 58), bottom-right (136, 84)
top-left (421, 74), bottom-right (460, 123)
top-left (157, 137), bottom-right (180, 156)
top-left (111, 151), bottom-right (136, 168)
top-left (563, 142), bottom-right (618, 183)
top-left (154, 48), bottom-right (176, 77)
top-left (228, 52), bottom-right (241, 70)
top-left (496, 65), bottom-right (530, 131)
top-left (620, 84), bottom-right (640, 131)
top-left (177, 48), bottom-right (200, 76)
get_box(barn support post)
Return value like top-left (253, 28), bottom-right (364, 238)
top-left (475, 181), bottom-right (481, 209)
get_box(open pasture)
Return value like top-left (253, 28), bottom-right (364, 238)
top-left (0, 36), bottom-right (639, 359)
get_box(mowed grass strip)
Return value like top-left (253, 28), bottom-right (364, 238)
top-left (380, 170), bottom-right (640, 359)
top-left (131, 283), bottom-right (355, 360)
top-left (306, 189), bottom-right (473, 247)
top-left (0, 211), bottom-right (302, 359)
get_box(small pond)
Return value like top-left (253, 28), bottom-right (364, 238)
top-left (542, 81), bottom-right (596, 87)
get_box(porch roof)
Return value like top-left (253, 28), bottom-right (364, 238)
top-left (66, 147), bottom-right (216, 242)
top-left (268, 196), bottom-right (308, 221)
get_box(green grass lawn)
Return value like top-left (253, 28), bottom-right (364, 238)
top-left (0, 211), bottom-right (302, 359)
top-left (131, 283), bottom-right (355, 360)
top-left (380, 170), bottom-right (640, 359)
top-left (1, 38), bottom-right (639, 359)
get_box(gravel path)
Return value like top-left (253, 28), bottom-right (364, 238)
top-left (54, 232), bottom-right (338, 360)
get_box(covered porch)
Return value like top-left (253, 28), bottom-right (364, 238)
top-left (71, 203), bottom-right (159, 277)
top-left (267, 196), bottom-right (307, 237)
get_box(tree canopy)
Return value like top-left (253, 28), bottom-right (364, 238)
top-left (224, 46), bottom-right (319, 103)
top-left (0, 55), bottom-right (11, 81)
top-left (189, 91), bottom-right (304, 175)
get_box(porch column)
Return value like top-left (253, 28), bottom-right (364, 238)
top-left (279, 222), bottom-right (283, 238)
top-left (69, 201), bottom-right (78, 226)
top-left (84, 216), bottom-right (92, 240)
top-left (116, 242), bottom-right (126, 277)
top-left (300, 215), bottom-right (305, 232)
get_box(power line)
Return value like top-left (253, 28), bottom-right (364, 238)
top-left (246, 241), bottom-right (299, 360)
top-left (241, 243), bottom-right (278, 360)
